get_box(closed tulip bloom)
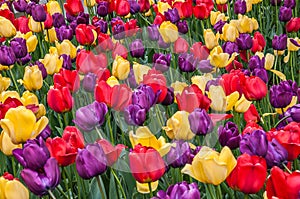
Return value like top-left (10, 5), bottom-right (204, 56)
top-left (53, 68), bottom-right (80, 92)
top-left (251, 31), bottom-right (266, 53)
top-left (198, 60), bottom-right (214, 73)
top-left (226, 153), bottom-right (267, 194)
top-left (10, 37), bottom-right (27, 58)
top-left (21, 158), bottom-right (60, 196)
top-left (265, 138), bottom-right (288, 168)
top-left (0, 46), bottom-right (15, 66)
top-left (129, 39), bottom-right (145, 58)
top-left (0, 131), bottom-right (22, 156)
top-left (47, 85), bottom-right (73, 113)
top-left (147, 25), bottom-right (160, 41)
top-left (75, 24), bottom-right (96, 45)
top-left (129, 144), bottom-right (166, 183)
top-left (55, 25), bottom-right (73, 41)
top-left (164, 8), bottom-right (180, 23)
top-left (0, 16), bottom-right (16, 38)
top-left (82, 73), bottom-right (97, 92)
top-left (153, 53), bottom-right (171, 72)
top-left (40, 50), bottom-right (63, 75)
top-left (64, 0), bottom-right (84, 16)
top-left (222, 42), bottom-right (239, 55)
top-left (218, 122), bottom-right (241, 149)
top-left (0, 173), bottom-right (29, 199)
top-left (240, 130), bottom-right (268, 157)
top-left (112, 55), bottom-right (130, 80)
top-left (13, 0), bottom-right (28, 12)
top-left (19, 65), bottom-right (43, 91)
top-left (159, 21), bottom-right (179, 43)
top-left (289, 104), bottom-right (300, 122)
top-left (178, 53), bottom-right (198, 72)
top-left (97, 1), bottom-right (108, 17)
top-left (188, 108), bottom-right (213, 136)
top-left (284, 0), bottom-right (296, 8)
top-left (76, 143), bottom-right (107, 179)
top-left (236, 33), bottom-right (253, 50)
top-left (0, 74), bottom-right (10, 93)
top-left (97, 139), bottom-right (126, 166)
top-left (204, 29), bottom-right (219, 50)
top-left (166, 140), bottom-right (192, 168)
top-left (242, 76), bottom-right (267, 101)
top-left (222, 23), bottom-right (239, 42)
top-left (46, 1), bottom-right (62, 15)
top-left (0, 106), bottom-right (48, 144)
top-left (132, 84), bottom-right (156, 111)
top-left (234, 0), bottom-right (246, 14)
top-left (286, 18), bottom-right (300, 32)
top-left (52, 13), bottom-right (66, 28)
top-left (177, 20), bottom-right (188, 34)
top-left (32, 4), bottom-right (46, 22)
top-left (272, 34), bottom-right (287, 50)
top-left (13, 137), bottom-right (50, 171)
top-left (182, 146), bottom-right (236, 185)
top-left (112, 23), bottom-right (125, 40)
top-left (28, 16), bottom-right (44, 33)
top-left (270, 81), bottom-right (293, 108)
top-left (279, 6), bottom-right (292, 22)
top-left (124, 104), bottom-right (146, 126)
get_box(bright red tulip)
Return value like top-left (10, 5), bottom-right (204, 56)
top-left (97, 139), bottom-right (126, 166)
top-left (153, 13), bottom-right (165, 25)
top-left (138, 0), bottom-right (150, 13)
top-left (225, 60), bottom-right (243, 72)
top-left (125, 19), bottom-right (140, 37)
top-left (53, 68), bottom-right (80, 93)
top-left (14, 16), bottom-right (30, 34)
top-left (44, 13), bottom-right (53, 29)
top-left (217, 4), bottom-right (227, 12)
top-left (195, 0), bottom-right (214, 11)
top-left (220, 69), bottom-right (245, 96)
top-left (286, 18), bottom-right (300, 33)
top-left (244, 104), bottom-right (260, 123)
top-left (112, 42), bottom-right (128, 59)
top-left (190, 42), bottom-right (210, 60)
top-left (46, 126), bottom-right (85, 166)
top-left (97, 33), bottom-right (114, 52)
top-left (115, 0), bottom-right (130, 16)
top-left (0, 9), bottom-right (15, 23)
top-left (227, 153), bottom-right (267, 194)
top-left (242, 76), bottom-right (267, 101)
top-left (174, 37), bottom-right (189, 54)
top-left (193, 4), bottom-right (210, 19)
top-left (76, 50), bottom-right (108, 74)
top-left (47, 84), bottom-right (73, 113)
top-left (75, 24), bottom-right (96, 46)
top-left (129, 144), bottom-right (165, 183)
top-left (111, 84), bottom-right (132, 111)
top-left (95, 80), bottom-right (112, 106)
top-left (173, 0), bottom-right (193, 19)
top-left (251, 32), bottom-right (266, 53)
top-left (64, 0), bottom-right (84, 16)
top-left (266, 166), bottom-right (300, 199)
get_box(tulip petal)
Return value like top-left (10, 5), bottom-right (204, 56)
top-left (136, 181), bottom-right (158, 194)
top-left (5, 179), bottom-right (29, 199)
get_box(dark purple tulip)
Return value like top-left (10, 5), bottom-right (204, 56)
top-left (272, 34), bottom-right (287, 50)
top-left (21, 158), bottom-right (61, 196)
top-left (82, 73), bottom-right (97, 92)
top-left (124, 104), bottom-right (146, 126)
top-left (97, 1), bottom-right (109, 17)
top-left (25, 2), bottom-right (35, 15)
top-left (52, 13), bottom-right (66, 28)
top-left (279, 6), bottom-right (292, 22)
top-left (284, 0), bottom-right (296, 8)
top-left (37, 125), bottom-right (51, 140)
top-left (13, 137), bottom-right (50, 170)
top-left (240, 130), bottom-right (268, 157)
top-left (158, 35), bottom-right (171, 48)
top-left (132, 84), bottom-right (156, 111)
top-left (112, 24), bottom-right (126, 40)
top-left (177, 20), bottom-right (189, 34)
top-left (222, 42), bottom-right (239, 55)
top-left (218, 122), bottom-right (241, 149)
top-left (213, 20), bottom-right (226, 33)
top-left (164, 9), bottom-right (180, 24)
top-left (270, 0), bottom-right (282, 5)
top-left (188, 108), bottom-right (213, 135)
top-left (289, 104), bottom-right (300, 122)
top-left (34, 61), bottom-right (47, 79)
top-left (153, 53), bottom-right (171, 72)
top-left (0, 46), bottom-right (16, 66)
top-left (285, 80), bottom-right (298, 96)
top-left (60, 54), bottom-right (72, 70)
top-left (73, 101), bottom-right (108, 132)
top-left (66, 13), bottom-right (76, 22)
top-left (69, 21), bottom-right (78, 33)
top-left (162, 87), bottom-right (175, 106)
top-left (76, 143), bottom-right (107, 179)
top-left (76, 12), bottom-right (90, 25)
top-left (129, 0), bottom-right (140, 14)
top-left (265, 138), bottom-right (288, 168)
top-left (178, 53), bottom-right (198, 72)
top-left (248, 55), bottom-right (265, 71)
top-left (13, 0), bottom-right (28, 12)
top-left (269, 81), bottom-right (293, 108)
top-left (253, 68), bottom-right (269, 83)
top-left (147, 25), bottom-right (160, 41)
top-left (56, 25), bottom-right (73, 42)
top-left (93, 19), bottom-right (108, 34)
top-left (128, 67), bottom-right (138, 88)
top-left (197, 60), bottom-right (213, 73)
top-left (234, 0), bottom-right (246, 14)
top-left (236, 33), bottom-right (253, 50)
top-left (167, 140), bottom-right (191, 168)
top-left (129, 39), bottom-right (145, 58)
top-left (19, 53), bottom-right (32, 65)
top-left (31, 4), bottom-right (46, 22)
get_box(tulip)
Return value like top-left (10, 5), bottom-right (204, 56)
top-left (222, 42), bottom-right (239, 55)
top-left (236, 33), bottom-right (253, 50)
top-left (112, 55), bottom-right (130, 80)
top-left (46, 1), bottom-right (62, 15)
top-left (53, 68), bottom-right (80, 93)
top-left (97, 1), bottom-right (109, 17)
top-left (21, 158), bottom-right (60, 196)
top-left (161, 87), bottom-right (175, 105)
top-left (132, 84), bottom-right (156, 111)
top-left (18, 65), bottom-right (43, 91)
top-left (270, 81), bottom-right (293, 108)
top-left (0, 16), bottom-right (16, 38)
top-left (279, 6), bottom-right (292, 22)
top-left (204, 29), bottom-right (219, 50)
top-left (112, 23), bottom-right (125, 40)
top-left (286, 18), bottom-right (300, 32)
top-left (193, 4), bottom-right (210, 19)
top-left (272, 34), bottom-right (287, 50)
top-left (190, 42), bottom-right (210, 61)
top-left (266, 166), bottom-right (300, 199)
top-left (284, 0), bottom-right (296, 8)
top-left (10, 37), bottom-right (27, 58)
top-left (176, 20), bottom-right (188, 34)
top-left (40, 49), bottom-right (63, 75)
top-left (52, 13), bottom-right (66, 29)
top-left (64, 0), bottom-right (84, 16)
top-left (178, 53), bottom-right (197, 72)
top-left (159, 21), bottom-right (178, 43)
top-left (188, 108), bottom-right (213, 136)
top-left (31, 4), bottom-right (46, 22)
top-left (147, 25), bottom-right (160, 41)
top-left (13, 137), bottom-right (50, 171)
top-left (218, 122), bottom-right (241, 149)
top-left (234, 0), bottom-right (246, 14)
top-left (0, 106), bottom-right (48, 144)
top-left (209, 46), bottom-right (237, 68)
top-left (0, 131), bottom-right (22, 156)
top-left (164, 8), bottom-right (180, 23)
top-left (166, 140), bottom-right (192, 168)
top-left (124, 104), bottom-right (146, 126)
top-left (222, 23), bottom-right (239, 42)
top-left (76, 50), bottom-right (107, 74)
top-left (242, 76), bottom-right (267, 101)
top-left (82, 73), bottom-right (97, 92)
top-left (75, 24), bottom-right (96, 46)
top-left (265, 138), bottom-right (288, 168)
top-left (129, 144), bottom-right (166, 183)
top-left (13, 0), bottom-right (28, 12)
top-left (182, 146), bottom-right (236, 185)
top-left (115, 0), bottom-right (130, 16)
top-left (153, 53), bottom-right (171, 72)
top-left (289, 104), bottom-right (300, 122)
top-left (244, 104), bottom-right (260, 122)
top-left (76, 143), bottom-right (107, 179)
top-left (47, 84), bottom-right (73, 113)
top-left (97, 139), bottom-right (126, 166)
top-left (251, 31), bottom-right (266, 53)
top-left (226, 153), bottom-right (267, 194)
top-left (240, 130), bottom-right (268, 157)
top-left (0, 46), bottom-right (15, 66)
top-left (0, 173), bottom-right (29, 199)
top-left (129, 39), bottom-right (145, 58)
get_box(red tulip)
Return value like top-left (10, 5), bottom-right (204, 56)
top-left (76, 50), bottom-right (107, 74)
top-left (64, 0), bottom-right (84, 16)
top-left (251, 31), bottom-right (266, 53)
top-left (129, 144), bottom-right (165, 183)
top-left (176, 84), bottom-right (211, 113)
top-left (174, 37), bottom-right (189, 54)
top-left (112, 42), bottom-right (128, 59)
top-left (153, 13), bottom-right (165, 25)
top-left (217, 4), bottom-right (227, 12)
top-left (266, 166), bottom-right (300, 199)
top-left (190, 42), bottom-right (210, 60)
top-left (115, 0), bottom-right (130, 16)
top-left (44, 13), bottom-right (53, 29)
top-left (125, 19), bottom-right (140, 37)
top-left (14, 16), bottom-right (30, 34)
top-left (242, 76), bottom-right (267, 101)
top-left (53, 68), bottom-right (80, 93)
top-left (46, 126), bottom-right (85, 166)
top-left (225, 60), bottom-right (243, 72)
top-left (220, 69), bottom-right (245, 96)
top-left (111, 84), bottom-right (132, 111)
top-left (142, 69), bottom-right (168, 103)
top-left (0, 9), bottom-right (15, 23)
top-left (95, 67), bottom-right (111, 80)
top-left (242, 122), bottom-right (263, 135)
top-left (173, 0), bottom-right (193, 19)
top-left (196, 0), bottom-right (214, 11)
top-left (75, 24), bottom-right (96, 46)
top-left (227, 153), bottom-right (267, 194)
top-left (138, 0), bottom-right (150, 13)
top-left (47, 84), bottom-right (73, 113)
top-left (0, 97), bottom-right (23, 120)
top-left (193, 4), bottom-right (210, 19)
top-left (97, 33), bottom-right (114, 52)
top-left (95, 80), bottom-right (113, 106)
top-left (97, 139), bottom-right (126, 166)
top-left (244, 104), bottom-right (260, 123)
top-left (286, 17), bottom-right (300, 33)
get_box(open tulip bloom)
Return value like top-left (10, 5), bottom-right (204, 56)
top-left (0, 0), bottom-right (300, 198)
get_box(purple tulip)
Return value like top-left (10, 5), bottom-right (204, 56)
top-left (164, 8), bottom-right (180, 24)
top-left (82, 73), bottom-right (97, 92)
top-left (218, 122), bottom-right (241, 149)
top-left (205, 78), bottom-right (220, 92)
top-left (21, 158), bottom-right (61, 196)
top-left (253, 68), bottom-right (269, 83)
top-left (234, 0), bottom-right (246, 14)
top-left (161, 87), bottom-right (175, 106)
top-left (76, 143), bottom-right (107, 179)
top-left (177, 20), bottom-right (189, 34)
top-left (132, 84), bottom-right (157, 111)
top-left (222, 42), bottom-right (239, 55)
top-left (60, 54), bottom-right (72, 70)
top-left (112, 24), bottom-right (126, 40)
top-left (37, 125), bottom-right (51, 140)
top-left (128, 67), bottom-right (138, 88)
top-left (124, 104), bottom-right (146, 126)
top-left (13, 0), bottom-right (28, 12)
top-left (198, 60), bottom-right (214, 73)
top-left (73, 101), bottom-right (108, 132)
top-left (147, 25), bottom-right (160, 41)
top-left (34, 61), bottom-right (47, 79)
top-left (178, 53), bottom-right (198, 72)
top-left (129, 0), bottom-right (140, 14)
top-left (0, 46), bottom-right (16, 66)
top-left (153, 53), bottom-right (171, 72)
top-left (31, 4), bottom-right (46, 22)
top-left (13, 137), bottom-right (50, 171)
top-left (248, 55), bottom-right (265, 71)
top-left (284, 0), bottom-right (296, 8)
top-left (279, 6), bottom-right (292, 22)
top-left (213, 20), bottom-right (226, 33)
top-left (158, 35), bottom-right (171, 48)
top-left (76, 12), bottom-right (90, 25)
top-left (52, 13), bottom-right (66, 28)
top-left (188, 108), bottom-right (213, 135)
top-left (240, 130), bottom-right (268, 157)
top-left (272, 34), bottom-right (287, 50)
top-left (19, 53), bottom-right (32, 65)
top-left (11, 36), bottom-right (28, 58)
top-left (97, 1), bottom-right (109, 17)
top-left (289, 104), bottom-right (300, 122)
top-left (270, 81), bottom-right (294, 108)
top-left (167, 140), bottom-right (192, 168)
top-left (93, 19), bottom-right (108, 34)
top-left (236, 33), bottom-right (253, 50)
top-left (25, 2), bottom-right (35, 15)
top-left (129, 39), bottom-right (145, 58)
top-left (265, 138), bottom-right (288, 168)
top-left (56, 25), bottom-right (73, 42)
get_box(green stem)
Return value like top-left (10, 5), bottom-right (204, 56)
top-left (96, 175), bottom-right (106, 199)
top-left (61, 167), bottom-right (71, 199)
top-left (274, 115), bottom-right (291, 128)
top-left (244, 194), bottom-right (249, 199)
top-left (111, 168), bottom-right (127, 199)
top-left (9, 68), bottom-right (20, 94)
top-left (106, 111), bottom-right (114, 145)
top-left (282, 163), bottom-right (292, 174)
top-left (216, 185), bottom-right (222, 199)
top-left (11, 157), bottom-right (16, 177)
top-left (56, 186), bottom-right (68, 199)
top-left (48, 190), bottom-right (56, 199)
top-left (148, 182), bottom-right (153, 198)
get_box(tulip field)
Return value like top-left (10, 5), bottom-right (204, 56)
top-left (0, 0), bottom-right (300, 198)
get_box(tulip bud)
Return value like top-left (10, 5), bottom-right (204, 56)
top-left (218, 121), bottom-right (241, 149)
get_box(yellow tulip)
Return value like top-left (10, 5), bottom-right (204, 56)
top-left (46, 1), bottom-right (62, 15)
top-left (0, 16), bottom-right (16, 38)
top-left (234, 94), bottom-right (252, 113)
top-left (129, 126), bottom-right (171, 156)
top-left (204, 29), bottom-right (219, 50)
top-left (0, 74), bottom-right (10, 93)
top-left (235, 15), bottom-right (258, 33)
top-left (21, 91), bottom-right (39, 106)
top-left (226, 91), bottom-right (239, 111)
top-left (171, 81), bottom-right (188, 96)
top-left (40, 48), bottom-right (63, 75)
top-left (208, 85), bottom-right (226, 111)
top-left (0, 3), bottom-right (9, 10)
top-left (106, 76), bottom-right (120, 87)
top-left (0, 91), bottom-right (20, 103)
top-left (36, 104), bottom-right (46, 119)
top-left (0, 131), bottom-right (22, 156)
top-left (245, 0), bottom-right (253, 12)
top-left (157, 1), bottom-right (171, 14)
top-left (191, 74), bottom-right (213, 93)
top-left (209, 46), bottom-right (237, 68)
top-left (136, 181), bottom-right (158, 194)
top-left (216, 0), bottom-right (228, 4)
top-left (264, 53), bottom-right (275, 70)
top-left (84, 0), bottom-right (96, 7)
top-left (0, 176), bottom-right (29, 199)
top-left (112, 55), bottom-right (130, 80)
top-left (56, 40), bottom-right (77, 59)
top-left (24, 32), bottom-right (38, 53)
top-left (284, 38), bottom-right (300, 63)
top-left (163, 111), bottom-right (195, 140)
top-left (0, 106), bottom-right (48, 144)
top-left (28, 16), bottom-right (44, 33)
top-left (181, 146), bottom-right (236, 185)
top-left (210, 11), bottom-right (228, 26)
top-left (145, 9), bottom-right (152, 17)
top-left (159, 21), bottom-right (179, 43)
top-left (132, 62), bottom-right (151, 84)
top-left (252, 0), bottom-right (262, 4)
top-left (45, 27), bottom-right (58, 43)
top-left (222, 23), bottom-right (239, 42)
top-left (18, 65), bottom-right (43, 91)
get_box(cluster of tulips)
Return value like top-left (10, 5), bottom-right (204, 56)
top-left (0, 0), bottom-right (299, 198)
